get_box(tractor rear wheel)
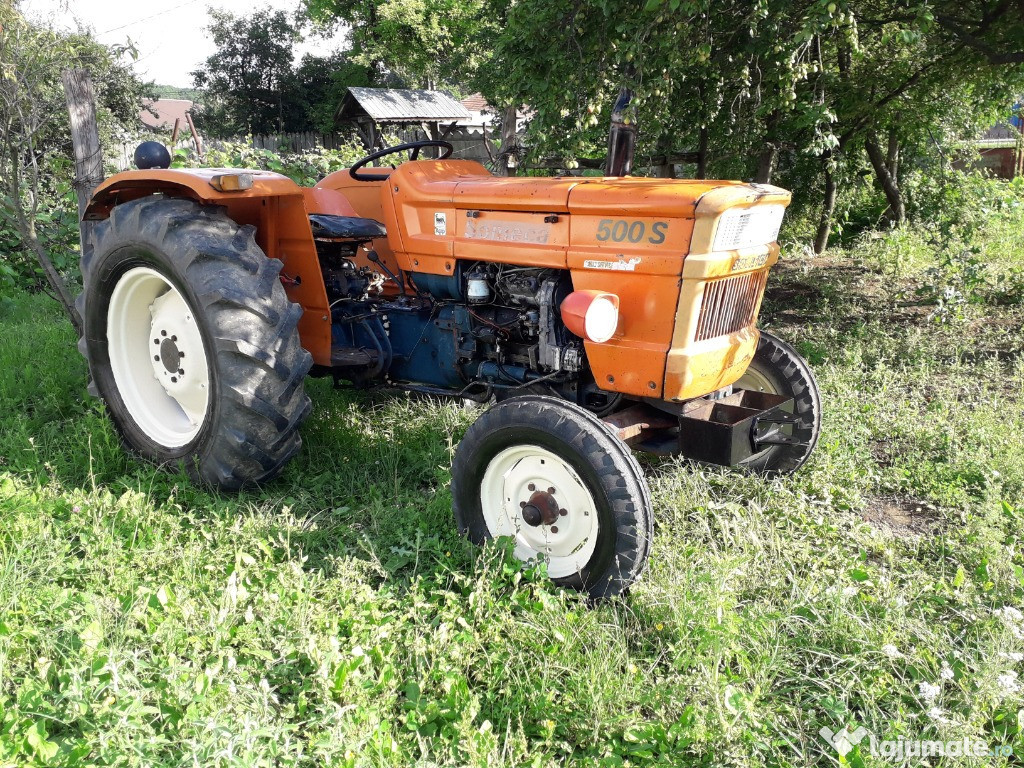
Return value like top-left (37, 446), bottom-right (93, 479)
top-left (734, 330), bottom-right (821, 474)
top-left (77, 196), bottom-right (312, 489)
top-left (452, 395), bottom-right (653, 598)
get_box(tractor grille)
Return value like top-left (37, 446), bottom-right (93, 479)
top-left (695, 269), bottom-right (769, 341)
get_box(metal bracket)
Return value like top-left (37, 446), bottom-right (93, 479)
top-left (752, 411), bottom-right (809, 448)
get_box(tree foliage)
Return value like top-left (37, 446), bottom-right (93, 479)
top-left (191, 8), bottom-right (302, 136)
top-left (0, 4), bottom-right (152, 287)
top-left (473, 0), bottom-right (1024, 249)
top-left (191, 8), bottom-right (381, 137)
top-left (303, 0), bottom-right (493, 89)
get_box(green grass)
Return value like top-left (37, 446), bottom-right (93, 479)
top-left (2, 198), bottom-right (1024, 766)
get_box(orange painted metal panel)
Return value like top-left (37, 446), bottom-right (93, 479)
top-left (567, 215), bottom-right (694, 276)
top-left (453, 210), bottom-right (569, 268)
top-left (85, 168), bottom-right (305, 218)
top-left (568, 269), bottom-right (681, 399)
top-left (453, 176), bottom-right (577, 212)
top-left (264, 196), bottom-right (332, 367)
top-left (567, 177), bottom-right (738, 217)
top-left (383, 160), bottom-right (498, 275)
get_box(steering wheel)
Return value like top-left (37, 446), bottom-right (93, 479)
top-left (348, 140), bottom-right (455, 181)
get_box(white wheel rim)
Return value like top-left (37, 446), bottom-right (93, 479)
top-left (106, 266), bottom-right (210, 448)
top-left (734, 365), bottom-right (777, 395)
top-left (480, 445), bottom-right (599, 578)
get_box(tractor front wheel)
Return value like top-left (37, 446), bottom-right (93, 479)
top-left (452, 395), bottom-right (653, 598)
top-left (77, 196), bottom-right (312, 489)
top-left (734, 330), bottom-right (821, 474)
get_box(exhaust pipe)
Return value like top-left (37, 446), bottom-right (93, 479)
top-left (605, 87), bottom-right (636, 177)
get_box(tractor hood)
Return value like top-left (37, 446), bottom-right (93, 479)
top-left (390, 160), bottom-right (788, 220)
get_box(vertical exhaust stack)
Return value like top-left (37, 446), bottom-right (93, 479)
top-left (605, 87), bottom-right (637, 177)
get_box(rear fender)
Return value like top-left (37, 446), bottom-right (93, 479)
top-left (85, 169), bottom-right (335, 367)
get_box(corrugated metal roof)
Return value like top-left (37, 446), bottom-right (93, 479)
top-left (983, 122), bottom-right (1022, 141)
top-left (340, 87), bottom-right (472, 122)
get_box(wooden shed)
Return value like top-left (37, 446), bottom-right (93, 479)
top-left (336, 87), bottom-right (472, 151)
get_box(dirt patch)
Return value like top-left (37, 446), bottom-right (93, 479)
top-left (862, 496), bottom-right (942, 537)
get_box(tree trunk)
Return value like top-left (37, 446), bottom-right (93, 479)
top-left (696, 124), bottom-right (709, 179)
top-left (755, 146), bottom-right (777, 184)
top-left (62, 69), bottom-right (103, 226)
top-left (814, 154), bottom-right (837, 254)
top-left (494, 104), bottom-right (518, 177)
top-left (58, 67), bottom-right (105, 333)
top-left (886, 128), bottom-right (900, 181)
top-left (755, 110), bottom-right (780, 184)
top-left (864, 134), bottom-right (905, 224)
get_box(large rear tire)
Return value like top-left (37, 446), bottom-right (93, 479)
top-left (452, 395), bottom-right (653, 598)
top-left (734, 330), bottom-right (821, 474)
top-left (77, 196), bottom-right (312, 489)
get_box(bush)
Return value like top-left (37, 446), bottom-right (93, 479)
top-left (171, 139), bottom-right (368, 186)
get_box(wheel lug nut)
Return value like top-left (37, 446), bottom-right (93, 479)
top-left (550, 526), bottom-right (559, 533)
top-left (171, 335), bottom-right (177, 342)
top-left (547, 487), bottom-right (556, 494)
top-left (154, 355), bottom-right (160, 361)
top-left (519, 501), bottom-right (526, 509)
top-left (528, 483), bottom-right (535, 491)
top-left (178, 368), bottom-right (184, 375)
top-left (559, 508), bottom-right (567, 516)
top-left (170, 376), bottom-right (177, 383)
top-left (153, 339), bottom-right (159, 345)
top-left (161, 330), bottom-right (167, 336)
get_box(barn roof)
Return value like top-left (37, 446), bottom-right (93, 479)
top-left (338, 87), bottom-right (472, 123)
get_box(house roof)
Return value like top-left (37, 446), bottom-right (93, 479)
top-left (337, 87), bottom-right (472, 123)
top-left (460, 93), bottom-right (490, 112)
top-left (140, 98), bottom-right (193, 130)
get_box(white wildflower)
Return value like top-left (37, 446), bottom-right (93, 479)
top-left (881, 644), bottom-right (902, 659)
top-left (999, 652), bottom-right (1024, 663)
top-left (927, 706), bottom-right (950, 724)
top-left (939, 661), bottom-right (954, 680)
top-left (997, 671), bottom-right (1019, 695)
top-left (994, 607), bottom-right (1024, 639)
top-left (842, 585), bottom-right (859, 597)
top-left (919, 681), bottom-right (941, 703)
top-left (995, 606), bottom-right (1024, 622)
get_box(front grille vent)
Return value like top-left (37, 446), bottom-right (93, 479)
top-left (695, 270), bottom-right (768, 341)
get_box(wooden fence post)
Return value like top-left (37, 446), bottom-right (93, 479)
top-left (55, 67), bottom-right (106, 334)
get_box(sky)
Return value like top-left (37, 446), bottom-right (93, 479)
top-left (20, 0), bottom-right (348, 88)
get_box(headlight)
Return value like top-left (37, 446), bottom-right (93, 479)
top-left (712, 204), bottom-right (785, 251)
top-left (560, 291), bottom-right (620, 343)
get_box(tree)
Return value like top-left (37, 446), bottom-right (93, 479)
top-left (0, 4), bottom-right (152, 291)
top-left (302, 0), bottom-right (528, 174)
top-left (292, 50), bottom-right (377, 133)
top-left (191, 8), bottom-right (301, 136)
top-left (303, 0), bottom-right (493, 89)
top-left (474, 0), bottom-right (1024, 249)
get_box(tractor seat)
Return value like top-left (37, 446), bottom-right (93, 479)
top-left (309, 214), bottom-right (386, 241)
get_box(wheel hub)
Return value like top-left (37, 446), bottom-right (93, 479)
top-left (521, 489), bottom-right (561, 527)
top-left (479, 445), bottom-right (598, 579)
top-left (159, 337), bottom-right (182, 373)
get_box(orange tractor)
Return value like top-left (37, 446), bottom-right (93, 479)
top-left (74, 111), bottom-right (820, 597)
